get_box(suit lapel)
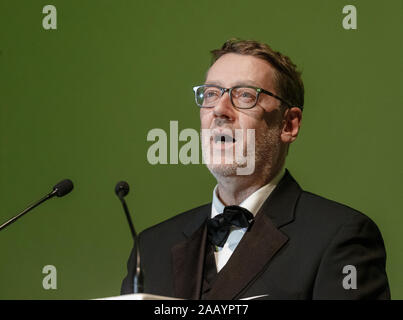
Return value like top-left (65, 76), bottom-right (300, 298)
top-left (203, 212), bottom-right (288, 299)
top-left (171, 204), bottom-right (211, 299)
top-left (204, 170), bottom-right (302, 300)
top-left (171, 171), bottom-right (302, 300)
top-left (262, 169), bottom-right (302, 229)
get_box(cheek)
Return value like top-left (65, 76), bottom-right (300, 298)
top-left (237, 118), bottom-right (263, 147)
top-left (238, 116), bottom-right (277, 147)
top-left (237, 107), bottom-right (266, 127)
top-left (262, 108), bottom-right (283, 129)
top-left (200, 109), bottom-right (212, 129)
top-left (238, 112), bottom-right (266, 132)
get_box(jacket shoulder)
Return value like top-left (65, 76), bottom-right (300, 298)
top-left (298, 191), bottom-right (376, 224)
top-left (294, 190), bottom-right (384, 243)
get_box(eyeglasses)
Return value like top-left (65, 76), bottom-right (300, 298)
top-left (193, 85), bottom-right (300, 110)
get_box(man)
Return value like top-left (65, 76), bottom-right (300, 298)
top-left (121, 39), bottom-right (390, 299)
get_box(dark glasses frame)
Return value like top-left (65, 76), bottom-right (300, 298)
top-left (193, 84), bottom-right (303, 110)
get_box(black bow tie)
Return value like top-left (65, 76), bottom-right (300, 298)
top-left (207, 205), bottom-right (254, 247)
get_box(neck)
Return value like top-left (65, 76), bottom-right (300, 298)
top-left (216, 163), bottom-right (284, 206)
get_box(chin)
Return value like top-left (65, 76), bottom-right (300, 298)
top-left (206, 163), bottom-right (240, 178)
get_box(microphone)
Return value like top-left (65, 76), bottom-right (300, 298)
top-left (115, 180), bottom-right (130, 198)
top-left (0, 179), bottom-right (74, 231)
top-left (115, 181), bottom-right (143, 293)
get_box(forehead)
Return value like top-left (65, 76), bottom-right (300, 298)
top-left (206, 53), bottom-right (276, 90)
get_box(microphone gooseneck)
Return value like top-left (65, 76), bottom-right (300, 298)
top-left (0, 179), bottom-right (74, 232)
top-left (114, 181), bottom-right (143, 293)
top-left (115, 181), bottom-right (136, 238)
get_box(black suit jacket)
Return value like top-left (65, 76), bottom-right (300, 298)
top-left (121, 170), bottom-right (390, 299)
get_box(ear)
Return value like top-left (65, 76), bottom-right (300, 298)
top-left (280, 107), bottom-right (302, 144)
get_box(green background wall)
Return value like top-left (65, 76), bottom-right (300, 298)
top-left (0, 0), bottom-right (401, 299)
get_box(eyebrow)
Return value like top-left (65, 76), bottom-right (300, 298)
top-left (204, 80), bottom-right (264, 88)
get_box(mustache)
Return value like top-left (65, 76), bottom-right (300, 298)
top-left (209, 118), bottom-right (236, 131)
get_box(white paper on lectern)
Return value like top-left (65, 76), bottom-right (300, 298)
top-left (96, 293), bottom-right (182, 300)
top-left (96, 293), bottom-right (270, 300)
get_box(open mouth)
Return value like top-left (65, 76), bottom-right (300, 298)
top-left (213, 133), bottom-right (236, 144)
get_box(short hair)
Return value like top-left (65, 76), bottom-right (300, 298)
top-left (210, 38), bottom-right (304, 110)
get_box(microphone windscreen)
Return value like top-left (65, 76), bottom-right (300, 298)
top-left (53, 179), bottom-right (74, 197)
top-left (115, 181), bottom-right (130, 198)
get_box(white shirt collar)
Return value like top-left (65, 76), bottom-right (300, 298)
top-left (211, 167), bottom-right (285, 218)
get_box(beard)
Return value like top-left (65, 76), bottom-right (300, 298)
top-left (201, 118), bottom-right (284, 179)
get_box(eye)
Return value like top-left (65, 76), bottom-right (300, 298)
top-left (205, 90), bottom-right (218, 97)
top-left (203, 88), bottom-right (221, 101)
top-left (233, 88), bottom-right (256, 101)
top-left (241, 91), bottom-right (254, 98)
top-left (205, 88), bottom-right (219, 95)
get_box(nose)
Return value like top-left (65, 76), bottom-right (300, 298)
top-left (213, 90), bottom-right (236, 119)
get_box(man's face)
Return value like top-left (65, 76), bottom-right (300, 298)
top-left (200, 53), bottom-right (286, 179)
